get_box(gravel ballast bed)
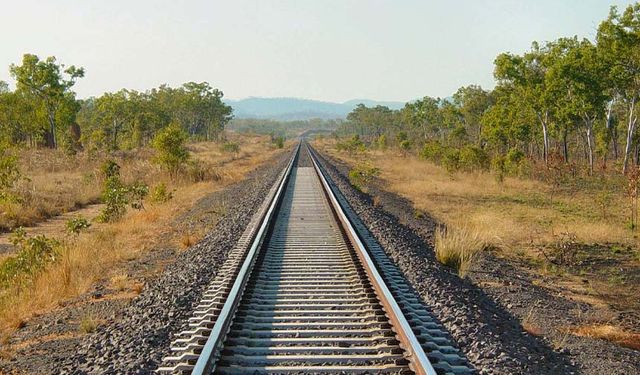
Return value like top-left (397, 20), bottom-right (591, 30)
top-left (313, 149), bottom-right (581, 375)
top-left (61, 151), bottom-right (291, 374)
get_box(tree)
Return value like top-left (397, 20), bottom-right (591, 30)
top-left (597, 4), bottom-right (640, 173)
top-left (453, 85), bottom-right (493, 145)
top-left (151, 122), bottom-right (189, 175)
top-left (10, 54), bottom-right (84, 148)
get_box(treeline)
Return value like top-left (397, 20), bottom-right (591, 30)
top-left (339, 4), bottom-right (640, 175)
top-left (229, 118), bottom-right (341, 138)
top-left (0, 54), bottom-right (232, 153)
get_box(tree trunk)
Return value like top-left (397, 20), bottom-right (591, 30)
top-left (623, 99), bottom-right (637, 174)
top-left (47, 111), bottom-right (57, 149)
top-left (537, 111), bottom-right (550, 165)
top-left (586, 124), bottom-right (594, 175)
top-left (562, 126), bottom-right (569, 163)
top-left (606, 99), bottom-right (618, 159)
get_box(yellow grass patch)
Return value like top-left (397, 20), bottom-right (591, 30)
top-left (568, 324), bottom-right (640, 350)
top-left (0, 134), bottom-right (288, 339)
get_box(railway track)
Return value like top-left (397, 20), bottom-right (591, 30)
top-left (159, 143), bottom-right (472, 374)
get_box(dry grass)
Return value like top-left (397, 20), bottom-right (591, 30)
top-left (316, 139), bottom-right (636, 256)
top-left (0, 133), bottom-right (288, 339)
top-left (434, 226), bottom-right (485, 277)
top-left (568, 324), bottom-right (640, 350)
top-left (78, 315), bottom-right (99, 334)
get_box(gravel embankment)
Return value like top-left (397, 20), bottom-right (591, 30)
top-left (313, 149), bottom-right (583, 375)
top-left (58, 151), bottom-right (292, 374)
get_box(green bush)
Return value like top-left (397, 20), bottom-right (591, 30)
top-left (97, 161), bottom-right (148, 222)
top-left (222, 142), bottom-right (240, 154)
top-left (98, 175), bottom-right (129, 222)
top-left (100, 159), bottom-right (120, 179)
top-left (66, 216), bottom-right (91, 235)
top-left (128, 181), bottom-right (149, 210)
top-left (151, 183), bottom-right (173, 203)
top-left (152, 122), bottom-right (190, 175)
top-left (0, 230), bottom-right (59, 288)
top-left (396, 131), bottom-right (408, 143)
top-left (459, 145), bottom-right (489, 172)
top-left (442, 148), bottom-right (461, 174)
top-left (399, 140), bottom-right (412, 151)
top-left (504, 148), bottom-right (527, 175)
top-left (348, 163), bottom-right (380, 192)
top-left (491, 155), bottom-right (506, 183)
top-left (273, 136), bottom-right (285, 149)
top-left (0, 150), bottom-right (21, 202)
top-left (420, 141), bottom-right (444, 162)
top-left (336, 135), bottom-right (366, 154)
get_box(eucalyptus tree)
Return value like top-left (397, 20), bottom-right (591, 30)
top-left (494, 42), bottom-right (561, 164)
top-left (10, 54), bottom-right (84, 148)
top-left (597, 4), bottom-right (640, 173)
top-left (453, 85), bottom-right (493, 145)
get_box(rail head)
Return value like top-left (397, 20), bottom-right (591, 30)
top-left (308, 145), bottom-right (438, 375)
top-left (191, 143), bottom-right (300, 375)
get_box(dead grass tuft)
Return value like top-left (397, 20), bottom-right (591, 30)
top-left (569, 324), bottom-right (640, 350)
top-left (78, 315), bottom-right (98, 334)
top-left (434, 226), bottom-right (485, 277)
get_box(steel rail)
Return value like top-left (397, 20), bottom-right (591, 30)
top-left (308, 145), bottom-right (438, 375)
top-left (191, 143), bottom-right (300, 375)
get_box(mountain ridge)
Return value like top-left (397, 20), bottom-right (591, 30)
top-left (225, 97), bottom-right (406, 120)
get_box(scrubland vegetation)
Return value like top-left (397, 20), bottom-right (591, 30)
top-left (0, 53), bottom-right (291, 341)
top-left (315, 3), bottom-right (640, 349)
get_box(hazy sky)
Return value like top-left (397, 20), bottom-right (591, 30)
top-left (0, 0), bottom-right (635, 102)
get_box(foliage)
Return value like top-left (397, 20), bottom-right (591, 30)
top-left (435, 226), bottom-right (485, 277)
top-left (272, 135), bottom-right (285, 149)
top-left (336, 135), bottom-right (365, 154)
top-left (98, 174), bottom-right (129, 222)
top-left (128, 181), bottom-right (149, 210)
top-left (0, 230), bottom-right (59, 288)
top-left (459, 145), bottom-right (489, 172)
top-left (0, 149), bottom-right (21, 201)
top-left (150, 183), bottom-right (173, 203)
top-left (97, 161), bottom-right (149, 222)
top-left (222, 141), bottom-right (240, 154)
top-left (348, 163), bottom-right (380, 192)
top-left (151, 122), bottom-right (190, 175)
top-left (66, 216), bottom-right (91, 235)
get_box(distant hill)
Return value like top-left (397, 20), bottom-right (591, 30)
top-left (225, 97), bottom-right (406, 120)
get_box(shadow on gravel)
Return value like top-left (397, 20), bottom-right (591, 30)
top-left (316, 150), bottom-right (579, 375)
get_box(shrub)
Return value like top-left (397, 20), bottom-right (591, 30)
top-left (375, 134), bottom-right (387, 150)
top-left (222, 142), bottom-right (240, 154)
top-left (396, 131), bottom-right (408, 143)
top-left (98, 172), bottom-right (129, 222)
top-left (348, 163), bottom-right (380, 192)
top-left (492, 155), bottom-right (506, 183)
top-left (66, 216), bottom-right (91, 235)
top-left (420, 141), bottom-right (444, 162)
top-left (504, 148), bottom-right (527, 175)
top-left (0, 150), bottom-right (21, 202)
top-left (100, 159), bottom-right (120, 179)
top-left (435, 226), bottom-right (485, 277)
top-left (128, 181), bottom-right (149, 210)
top-left (151, 183), bottom-right (173, 203)
top-left (0, 231), bottom-right (60, 288)
top-left (184, 159), bottom-right (221, 182)
top-left (152, 122), bottom-right (190, 175)
top-left (273, 136), bottom-right (285, 149)
top-left (399, 140), bottom-right (412, 151)
top-left (442, 148), bottom-right (461, 174)
top-left (459, 145), bottom-right (489, 172)
top-left (336, 135), bottom-right (365, 154)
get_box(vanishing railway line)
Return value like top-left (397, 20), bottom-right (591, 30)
top-left (159, 143), bottom-right (472, 374)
